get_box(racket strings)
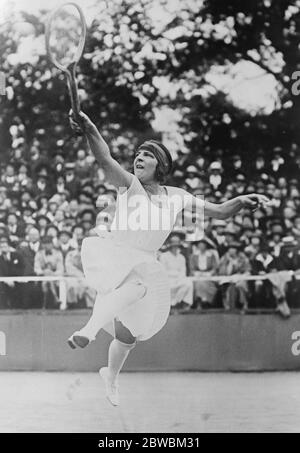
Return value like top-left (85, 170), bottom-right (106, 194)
top-left (47, 5), bottom-right (85, 68)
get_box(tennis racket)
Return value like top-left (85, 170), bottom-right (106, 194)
top-left (45, 2), bottom-right (86, 126)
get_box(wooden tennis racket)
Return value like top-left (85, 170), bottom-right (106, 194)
top-left (45, 2), bottom-right (86, 125)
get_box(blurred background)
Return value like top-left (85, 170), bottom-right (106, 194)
top-left (0, 0), bottom-right (300, 315)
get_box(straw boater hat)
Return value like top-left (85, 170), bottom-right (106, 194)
top-left (192, 236), bottom-right (216, 249)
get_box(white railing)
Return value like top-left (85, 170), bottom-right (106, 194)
top-left (0, 271), bottom-right (298, 309)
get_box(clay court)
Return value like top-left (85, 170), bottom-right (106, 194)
top-left (0, 371), bottom-right (299, 433)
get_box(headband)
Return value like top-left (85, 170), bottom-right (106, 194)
top-left (138, 140), bottom-right (172, 177)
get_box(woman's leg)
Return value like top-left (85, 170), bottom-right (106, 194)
top-left (69, 279), bottom-right (146, 347)
top-left (100, 320), bottom-right (137, 406)
top-left (107, 319), bottom-right (137, 383)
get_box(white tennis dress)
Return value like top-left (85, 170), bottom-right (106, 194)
top-left (81, 175), bottom-right (203, 341)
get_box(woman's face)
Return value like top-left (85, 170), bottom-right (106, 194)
top-left (134, 149), bottom-right (158, 183)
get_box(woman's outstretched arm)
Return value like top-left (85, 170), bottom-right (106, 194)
top-left (204, 194), bottom-right (270, 220)
top-left (70, 111), bottom-right (133, 189)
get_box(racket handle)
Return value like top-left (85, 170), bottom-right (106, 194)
top-left (66, 64), bottom-right (85, 133)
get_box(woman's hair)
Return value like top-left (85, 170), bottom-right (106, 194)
top-left (137, 140), bottom-right (173, 183)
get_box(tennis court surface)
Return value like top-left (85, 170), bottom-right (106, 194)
top-left (0, 371), bottom-right (299, 433)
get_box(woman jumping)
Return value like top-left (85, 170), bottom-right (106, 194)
top-left (67, 111), bottom-right (269, 406)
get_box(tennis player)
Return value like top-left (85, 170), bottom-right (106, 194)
top-left (68, 111), bottom-right (269, 406)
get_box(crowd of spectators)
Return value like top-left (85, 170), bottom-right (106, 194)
top-left (0, 137), bottom-right (300, 315)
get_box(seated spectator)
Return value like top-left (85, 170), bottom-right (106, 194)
top-left (34, 236), bottom-right (64, 308)
top-left (189, 237), bottom-right (219, 308)
top-left (292, 215), bottom-right (300, 242)
top-left (210, 219), bottom-right (227, 251)
top-left (185, 165), bottom-right (202, 190)
top-left (251, 243), bottom-right (291, 318)
top-left (33, 174), bottom-right (53, 198)
top-left (159, 234), bottom-right (193, 313)
top-left (22, 206), bottom-right (36, 226)
top-left (68, 199), bottom-right (80, 221)
top-left (74, 149), bottom-right (93, 182)
top-left (65, 163), bottom-right (81, 198)
top-left (65, 239), bottom-right (96, 308)
top-left (36, 195), bottom-right (49, 216)
top-left (0, 235), bottom-right (25, 308)
top-left (208, 161), bottom-right (224, 191)
top-left (46, 225), bottom-right (59, 247)
top-left (244, 232), bottom-right (262, 260)
top-left (7, 212), bottom-right (26, 247)
top-left (53, 209), bottom-right (66, 231)
top-left (35, 214), bottom-right (49, 237)
top-left (17, 163), bottom-right (32, 190)
top-left (70, 224), bottom-right (85, 250)
top-left (218, 241), bottom-right (251, 312)
top-left (57, 230), bottom-right (75, 269)
top-left (2, 163), bottom-right (19, 192)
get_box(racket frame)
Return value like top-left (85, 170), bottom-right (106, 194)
top-left (45, 2), bottom-right (86, 124)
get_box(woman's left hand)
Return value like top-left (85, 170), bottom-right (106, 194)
top-left (239, 194), bottom-right (270, 210)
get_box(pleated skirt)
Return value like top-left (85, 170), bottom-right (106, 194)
top-left (81, 236), bottom-right (171, 341)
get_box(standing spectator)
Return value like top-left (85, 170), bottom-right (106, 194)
top-left (17, 227), bottom-right (43, 308)
top-left (159, 234), bottom-right (193, 312)
top-left (34, 236), bottom-right (64, 308)
top-left (189, 237), bottom-right (219, 308)
top-left (218, 242), bottom-right (251, 312)
top-left (0, 235), bottom-right (25, 308)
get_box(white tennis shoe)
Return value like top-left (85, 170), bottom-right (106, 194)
top-left (99, 367), bottom-right (120, 407)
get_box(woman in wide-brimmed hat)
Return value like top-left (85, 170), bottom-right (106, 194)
top-left (190, 236), bottom-right (219, 308)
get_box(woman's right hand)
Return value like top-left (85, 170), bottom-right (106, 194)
top-left (68, 110), bottom-right (97, 136)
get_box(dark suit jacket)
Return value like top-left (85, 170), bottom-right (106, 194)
top-left (17, 244), bottom-right (40, 275)
top-left (0, 251), bottom-right (25, 277)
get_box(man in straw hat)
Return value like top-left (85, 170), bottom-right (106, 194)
top-left (218, 241), bottom-right (251, 312)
